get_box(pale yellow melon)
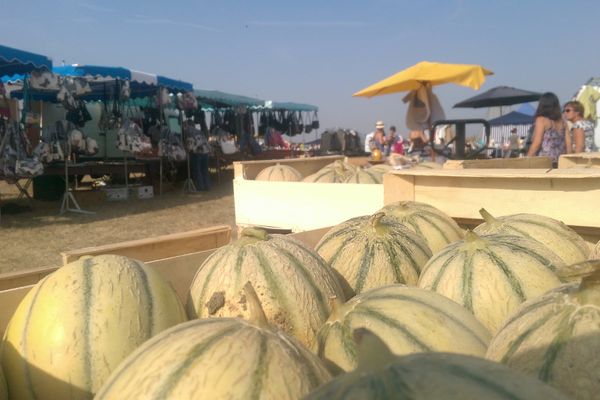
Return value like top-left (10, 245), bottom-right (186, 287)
top-left (0, 255), bottom-right (187, 400)
top-left (255, 163), bottom-right (303, 181)
top-left (315, 284), bottom-right (491, 373)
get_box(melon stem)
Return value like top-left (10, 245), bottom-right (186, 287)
top-left (369, 212), bottom-right (385, 231)
top-left (241, 227), bottom-right (269, 241)
top-left (464, 230), bottom-right (481, 243)
top-left (328, 296), bottom-right (344, 320)
top-left (479, 208), bottom-right (498, 225)
top-left (353, 328), bottom-right (396, 372)
top-left (243, 282), bottom-right (269, 328)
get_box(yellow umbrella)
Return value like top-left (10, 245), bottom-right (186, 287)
top-left (353, 61), bottom-right (493, 97)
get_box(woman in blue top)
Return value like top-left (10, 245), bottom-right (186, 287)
top-left (527, 92), bottom-right (567, 165)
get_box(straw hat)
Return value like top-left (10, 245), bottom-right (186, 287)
top-left (375, 121), bottom-right (385, 129)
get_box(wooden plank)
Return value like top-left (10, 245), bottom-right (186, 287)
top-left (558, 152), bottom-right (600, 169)
top-left (60, 225), bottom-right (231, 264)
top-left (443, 157), bottom-right (552, 169)
top-left (0, 266), bottom-right (56, 291)
top-left (234, 180), bottom-right (383, 232)
top-left (234, 155), bottom-right (344, 180)
top-left (383, 172), bottom-right (414, 204)
top-left (0, 285), bottom-right (34, 333)
top-left (384, 169), bottom-right (600, 229)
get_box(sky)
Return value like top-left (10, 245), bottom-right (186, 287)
top-left (3, 0), bottom-right (600, 137)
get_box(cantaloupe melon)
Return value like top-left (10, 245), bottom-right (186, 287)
top-left (474, 208), bottom-right (590, 265)
top-left (590, 240), bottom-right (600, 259)
top-left (0, 255), bottom-right (187, 400)
top-left (187, 227), bottom-right (344, 347)
top-left (315, 213), bottom-right (432, 297)
top-left (486, 263), bottom-right (600, 399)
top-left (315, 284), bottom-right (490, 373)
top-left (342, 169), bottom-right (382, 184)
top-left (305, 329), bottom-right (568, 399)
top-left (255, 163), bottom-right (303, 182)
top-left (302, 160), bottom-right (355, 183)
top-left (379, 201), bottom-right (464, 254)
top-left (97, 283), bottom-right (331, 400)
top-left (418, 231), bottom-right (564, 333)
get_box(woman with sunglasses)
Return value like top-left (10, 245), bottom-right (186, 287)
top-left (563, 100), bottom-right (596, 153)
top-left (527, 92), bottom-right (567, 166)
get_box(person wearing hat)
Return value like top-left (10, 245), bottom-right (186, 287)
top-left (372, 121), bottom-right (386, 151)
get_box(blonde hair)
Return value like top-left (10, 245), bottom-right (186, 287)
top-left (564, 100), bottom-right (585, 118)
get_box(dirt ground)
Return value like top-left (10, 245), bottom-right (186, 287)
top-left (0, 168), bottom-right (236, 274)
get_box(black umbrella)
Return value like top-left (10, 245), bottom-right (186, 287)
top-left (453, 86), bottom-right (542, 108)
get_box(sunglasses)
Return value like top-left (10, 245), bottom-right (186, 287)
top-left (563, 108), bottom-right (574, 113)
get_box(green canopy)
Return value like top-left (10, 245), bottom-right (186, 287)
top-left (265, 100), bottom-right (318, 112)
top-left (194, 89), bottom-right (265, 109)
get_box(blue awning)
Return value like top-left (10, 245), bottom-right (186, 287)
top-left (0, 44), bottom-right (52, 78)
top-left (53, 65), bottom-right (192, 92)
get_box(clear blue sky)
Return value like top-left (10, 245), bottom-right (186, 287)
top-left (3, 0), bottom-right (600, 135)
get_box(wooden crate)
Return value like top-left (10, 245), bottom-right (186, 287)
top-left (383, 168), bottom-right (600, 244)
top-left (443, 157), bottom-right (552, 169)
top-left (234, 156), bottom-right (384, 232)
top-left (0, 226), bottom-right (329, 334)
top-left (558, 152), bottom-right (600, 169)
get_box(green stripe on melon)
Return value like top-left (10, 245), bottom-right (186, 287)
top-left (315, 284), bottom-right (491, 373)
top-left (342, 169), bottom-right (382, 184)
top-left (486, 266), bottom-right (600, 400)
top-left (97, 285), bottom-right (331, 400)
top-left (303, 160), bottom-right (356, 183)
top-left (315, 213), bottom-right (432, 297)
top-left (379, 201), bottom-right (465, 254)
top-left (474, 209), bottom-right (590, 265)
top-left (0, 255), bottom-right (187, 400)
top-left (187, 227), bottom-right (344, 347)
top-left (305, 329), bottom-right (568, 400)
top-left (418, 231), bottom-right (564, 333)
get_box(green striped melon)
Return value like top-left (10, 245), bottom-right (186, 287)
top-left (417, 231), bottom-right (564, 333)
top-left (379, 201), bottom-right (465, 254)
top-left (0, 365), bottom-right (6, 400)
top-left (255, 163), bottom-right (303, 182)
top-left (314, 213), bottom-right (432, 297)
top-left (303, 160), bottom-right (355, 183)
top-left (413, 161), bottom-right (442, 169)
top-left (590, 240), bottom-right (600, 259)
top-left (97, 283), bottom-right (331, 400)
top-left (306, 329), bottom-right (568, 400)
top-left (474, 208), bottom-right (590, 265)
top-left (315, 284), bottom-right (491, 373)
top-left (486, 265), bottom-right (600, 400)
top-left (342, 169), bottom-right (382, 184)
top-left (187, 227), bottom-right (345, 347)
top-left (0, 255), bottom-right (187, 400)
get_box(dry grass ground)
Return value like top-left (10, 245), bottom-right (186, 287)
top-left (0, 168), bottom-right (236, 274)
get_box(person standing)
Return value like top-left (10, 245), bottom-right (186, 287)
top-left (385, 125), bottom-right (399, 156)
top-left (563, 100), bottom-right (596, 153)
top-left (527, 92), bottom-right (567, 166)
top-left (372, 121), bottom-right (386, 152)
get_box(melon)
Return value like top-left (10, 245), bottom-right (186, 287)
top-left (315, 284), bottom-right (491, 373)
top-left (590, 240), bottom-right (600, 259)
top-left (0, 365), bottom-right (6, 400)
top-left (315, 213), bottom-right (432, 297)
top-left (474, 208), bottom-right (590, 265)
top-left (303, 160), bottom-right (355, 183)
top-left (342, 169), bottom-right (382, 184)
top-left (417, 231), bottom-right (564, 333)
top-left (413, 161), bottom-right (442, 169)
top-left (486, 263), bottom-right (600, 399)
top-left (96, 283), bottom-right (331, 400)
top-left (187, 227), bottom-right (344, 347)
top-left (255, 163), bottom-right (303, 182)
top-left (379, 200), bottom-right (464, 254)
top-left (305, 329), bottom-right (568, 400)
top-left (0, 255), bottom-right (187, 400)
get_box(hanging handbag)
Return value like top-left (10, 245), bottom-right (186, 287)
top-left (311, 111), bottom-right (320, 130)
